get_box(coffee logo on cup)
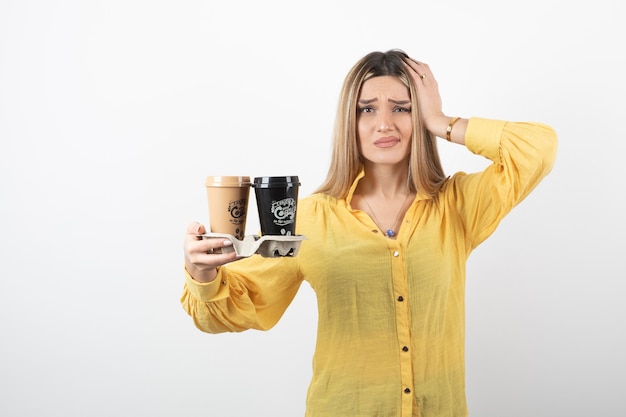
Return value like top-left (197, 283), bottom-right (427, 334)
top-left (228, 198), bottom-right (247, 225)
top-left (271, 198), bottom-right (296, 227)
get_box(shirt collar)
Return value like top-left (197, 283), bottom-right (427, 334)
top-left (345, 169), bottom-right (366, 208)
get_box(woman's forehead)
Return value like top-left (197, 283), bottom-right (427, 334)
top-left (359, 76), bottom-right (410, 100)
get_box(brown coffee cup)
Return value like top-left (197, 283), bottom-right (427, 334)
top-left (205, 176), bottom-right (251, 240)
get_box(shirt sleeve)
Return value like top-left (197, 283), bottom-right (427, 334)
top-left (180, 254), bottom-right (303, 334)
top-left (445, 117), bottom-right (558, 248)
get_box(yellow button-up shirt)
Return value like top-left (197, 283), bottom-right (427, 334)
top-left (181, 117), bottom-right (558, 417)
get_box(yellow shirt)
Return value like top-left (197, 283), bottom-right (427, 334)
top-left (181, 117), bottom-right (558, 417)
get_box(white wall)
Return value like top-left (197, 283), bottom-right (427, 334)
top-left (1, 1), bottom-right (624, 416)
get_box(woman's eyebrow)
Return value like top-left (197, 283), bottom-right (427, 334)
top-left (358, 98), bottom-right (410, 105)
top-left (389, 99), bottom-right (410, 105)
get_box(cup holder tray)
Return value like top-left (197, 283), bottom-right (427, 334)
top-left (200, 233), bottom-right (306, 258)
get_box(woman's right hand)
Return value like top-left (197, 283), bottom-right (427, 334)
top-left (183, 222), bottom-right (238, 283)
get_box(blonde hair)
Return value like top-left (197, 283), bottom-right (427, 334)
top-left (314, 49), bottom-right (447, 198)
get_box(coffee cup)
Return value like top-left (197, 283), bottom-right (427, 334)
top-left (252, 176), bottom-right (300, 236)
top-left (205, 176), bottom-right (251, 240)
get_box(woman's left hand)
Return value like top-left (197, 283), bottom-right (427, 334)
top-left (403, 57), bottom-right (448, 135)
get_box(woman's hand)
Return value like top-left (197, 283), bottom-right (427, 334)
top-left (403, 58), bottom-right (448, 136)
top-left (183, 222), bottom-right (238, 283)
top-left (403, 57), bottom-right (467, 144)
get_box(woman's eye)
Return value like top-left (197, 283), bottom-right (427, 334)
top-left (359, 106), bottom-right (374, 113)
top-left (394, 106), bottom-right (411, 113)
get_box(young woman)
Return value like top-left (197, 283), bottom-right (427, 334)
top-left (181, 49), bottom-right (558, 417)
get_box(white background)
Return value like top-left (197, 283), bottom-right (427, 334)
top-left (1, 0), bottom-right (624, 416)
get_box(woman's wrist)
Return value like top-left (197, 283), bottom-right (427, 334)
top-left (431, 115), bottom-right (467, 145)
top-left (185, 264), bottom-right (218, 283)
top-left (446, 117), bottom-right (460, 141)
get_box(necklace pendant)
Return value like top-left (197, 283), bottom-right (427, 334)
top-left (386, 229), bottom-right (395, 238)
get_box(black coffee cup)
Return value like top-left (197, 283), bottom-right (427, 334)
top-left (252, 176), bottom-right (300, 236)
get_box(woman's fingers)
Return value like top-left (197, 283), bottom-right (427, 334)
top-left (403, 57), bottom-right (445, 132)
top-left (184, 223), bottom-right (238, 278)
top-left (403, 58), bottom-right (431, 82)
top-left (187, 221), bottom-right (205, 235)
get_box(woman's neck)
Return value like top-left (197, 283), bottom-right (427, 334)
top-left (358, 163), bottom-right (411, 198)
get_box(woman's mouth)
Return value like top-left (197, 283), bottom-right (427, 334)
top-left (374, 137), bottom-right (400, 148)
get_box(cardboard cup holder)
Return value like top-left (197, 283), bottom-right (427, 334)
top-left (200, 233), bottom-right (306, 258)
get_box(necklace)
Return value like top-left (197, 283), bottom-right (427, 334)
top-left (363, 193), bottom-right (412, 238)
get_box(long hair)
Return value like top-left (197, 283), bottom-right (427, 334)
top-left (314, 49), bottom-right (447, 198)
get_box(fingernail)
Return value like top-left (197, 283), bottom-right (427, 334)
top-left (222, 240), bottom-right (233, 246)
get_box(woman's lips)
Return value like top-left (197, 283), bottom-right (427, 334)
top-left (374, 137), bottom-right (400, 148)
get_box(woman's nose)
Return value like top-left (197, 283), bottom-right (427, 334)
top-left (377, 110), bottom-right (392, 131)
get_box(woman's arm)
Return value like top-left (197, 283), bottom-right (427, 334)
top-left (447, 118), bottom-right (558, 248)
top-left (181, 223), bottom-right (304, 334)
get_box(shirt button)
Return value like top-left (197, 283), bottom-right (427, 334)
top-left (393, 251), bottom-right (400, 257)
top-left (404, 388), bottom-right (411, 394)
top-left (402, 346), bottom-right (409, 352)
top-left (397, 296), bottom-right (404, 302)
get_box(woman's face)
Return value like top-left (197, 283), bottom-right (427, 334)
top-left (357, 75), bottom-right (413, 167)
